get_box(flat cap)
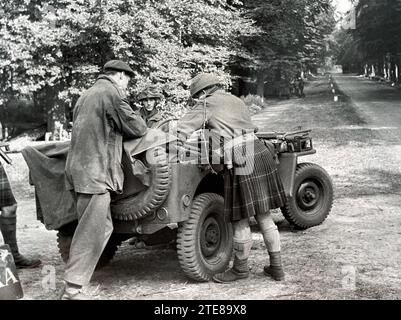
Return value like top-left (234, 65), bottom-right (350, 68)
top-left (190, 73), bottom-right (222, 97)
top-left (103, 60), bottom-right (135, 77)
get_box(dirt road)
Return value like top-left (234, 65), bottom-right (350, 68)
top-left (5, 75), bottom-right (401, 300)
top-left (334, 74), bottom-right (401, 130)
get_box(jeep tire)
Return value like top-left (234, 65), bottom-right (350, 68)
top-left (281, 163), bottom-right (333, 229)
top-left (177, 193), bottom-right (233, 282)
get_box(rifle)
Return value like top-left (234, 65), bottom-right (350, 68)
top-left (0, 142), bottom-right (12, 165)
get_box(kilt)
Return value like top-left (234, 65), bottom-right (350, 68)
top-left (0, 162), bottom-right (17, 208)
top-left (224, 138), bottom-right (286, 222)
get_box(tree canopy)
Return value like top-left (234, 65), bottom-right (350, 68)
top-left (239, 0), bottom-right (335, 76)
top-left (0, 0), bottom-right (335, 132)
top-left (334, 0), bottom-right (401, 76)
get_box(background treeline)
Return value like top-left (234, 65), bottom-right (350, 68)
top-left (0, 0), bottom-right (335, 136)
top-left (333, 0), bottom-right (401, 79)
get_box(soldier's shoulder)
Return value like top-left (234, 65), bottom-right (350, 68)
top-left (208, 90), bottom-right (243, 104)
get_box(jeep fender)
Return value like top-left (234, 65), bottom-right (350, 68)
top-left (278, 150), bottom-right (316, 197)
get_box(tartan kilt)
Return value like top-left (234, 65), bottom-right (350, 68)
top-left (0, 163), bottom-right (17, 208)
top-left (224, 138), bottom-right (286, 222)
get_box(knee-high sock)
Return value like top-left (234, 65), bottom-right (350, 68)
top-left (256, 212), bottom-right (281, 253)
top-left (231, 219), bottom-right (253, 273)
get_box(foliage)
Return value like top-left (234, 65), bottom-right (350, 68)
top-left (241, 94), bottom-right (266, 114)
top-left (0, 0), bottom-right (256, 122)
top-left (354, 0), bottom-right (401, 63)
top-left (334, 0), bottom-right (401, 76)
top-left (0, 0), bottom-right (336, 130)
top-left (331, 28), bottom-right (363, 71)
top-left (237, 0), bottom-right (335, 80)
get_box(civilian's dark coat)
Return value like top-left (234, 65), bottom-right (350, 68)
top-left (65, 75), bottom-right (147, 194)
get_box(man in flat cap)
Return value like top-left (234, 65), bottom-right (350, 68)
top-left (60, 60), bottom-right (147, 299)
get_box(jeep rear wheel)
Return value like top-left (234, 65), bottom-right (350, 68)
top-left (281, 163), bottom-right (333, 229)
top-left (57, 221), bottom-right (129, 269)
top-left (177, 193), bottom-right (233, 282)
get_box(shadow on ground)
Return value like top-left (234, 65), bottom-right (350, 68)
top-left (335, 168), bottom-right (401, 199)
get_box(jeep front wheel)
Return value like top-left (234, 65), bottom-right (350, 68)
top-left (281, 163), bottom-right (333, 229)
top-left (177, 193), bottom-right (233, 282)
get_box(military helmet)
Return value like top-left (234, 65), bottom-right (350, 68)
top-left (137, 87), bottom-right (164, 101)
top-left (190, 73), bottom-right (222, 98)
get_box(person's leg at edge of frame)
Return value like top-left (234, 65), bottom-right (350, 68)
top-left (59, 192), bottom-right (113, 300)
top-left (212, 218), bottom-right (253, 283)
top-left (256, 211), bottom-right (285, 281)
top-left (0, 204), bottom-right (42, 268)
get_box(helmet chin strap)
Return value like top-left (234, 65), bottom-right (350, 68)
top-left (192, 84), bottom-right (220, 100)
top-left (201, 85), bottom-right (219, 98)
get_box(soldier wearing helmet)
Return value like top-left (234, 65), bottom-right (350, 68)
top-left (176, 73), bottom-right (286, 284)
top-left (137, 87), bottom-right (164, 128)
top-left (177, 73), bottom-right (258, 148)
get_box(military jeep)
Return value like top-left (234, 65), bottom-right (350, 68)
top-left (24, 127), bottom-right (333, 282)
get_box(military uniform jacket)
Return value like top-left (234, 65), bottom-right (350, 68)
top-left (140, 108), bottom-right (163, 128)
top-left (65, 75), bottom-right (147, 194)
top-left (176, 89), bottom-right (258, 143)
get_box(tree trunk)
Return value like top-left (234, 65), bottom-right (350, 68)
top-left (46, 103), bottom-right (67, 132)
top-left (42, 86), bottom-right (67, 134)
top-left (256, 71), bottom-right (265, 100)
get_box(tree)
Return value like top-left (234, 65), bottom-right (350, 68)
top-left (0, 0), bottom-right (256, 133)
top-left (234, 0), bottom-right (335, 97)
top-left (332, 27), bottom-right (363, 73)
top-left (336, 0), bottom-right (401, 79)
top-left (0, 0), bottom-right (337, 135)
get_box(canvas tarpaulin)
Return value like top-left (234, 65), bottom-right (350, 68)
top-left (21, 129), bottom-right (177, 230)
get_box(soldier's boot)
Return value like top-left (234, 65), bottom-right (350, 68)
top-left (0, 207), bottom-right (41, 269)
top-left (264, 251), bottom-right (285, 281)
top-left (256, 212), bottom-right (285, 281)
top-left (212, 239), bottom-right (252, 284)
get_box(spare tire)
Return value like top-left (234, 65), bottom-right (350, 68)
top-left (111, 146), bottom-right (171, 220)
